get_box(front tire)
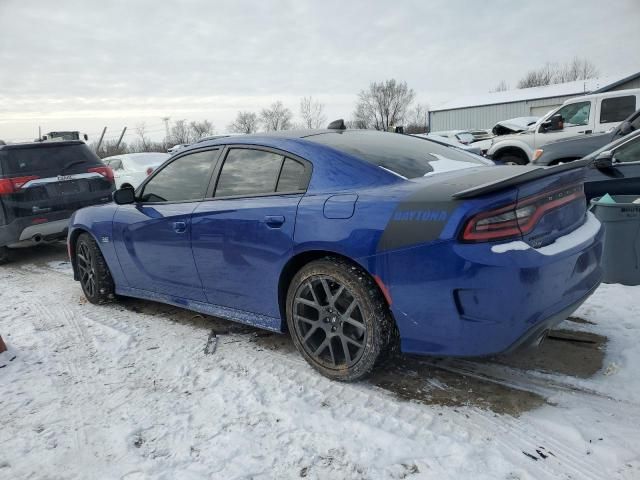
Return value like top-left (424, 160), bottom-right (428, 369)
top-left (75, 233), bottom-right (115, 304)
top-left (497, 152), bottom-right (528, 165)
top-left (286, 257), bottom-right (395, 381)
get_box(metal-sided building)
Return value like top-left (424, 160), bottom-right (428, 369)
top-left (429, 71), bottom-right (640, 132)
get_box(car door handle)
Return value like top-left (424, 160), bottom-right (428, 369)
top-left (264, 215), bottom-right (285, 228)
top-left (173, 221), bottom-right (187, 233)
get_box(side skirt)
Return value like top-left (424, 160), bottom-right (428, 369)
top-left (116, 286), bottom-right (284, 333)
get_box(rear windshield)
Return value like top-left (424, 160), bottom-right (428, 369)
top-left (306, 130), bottom-right (489, 179)
top-left (0, 143), bottom-right (102, 176)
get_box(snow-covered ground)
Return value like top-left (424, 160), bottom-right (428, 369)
top-left (1, 244), bottom-right (639, 479)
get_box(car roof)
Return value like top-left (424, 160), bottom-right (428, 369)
top-left (0, 140), bottom-right (85, 151)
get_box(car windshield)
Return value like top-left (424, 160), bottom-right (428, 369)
top-left (306, 130), bottom-right (489, 179)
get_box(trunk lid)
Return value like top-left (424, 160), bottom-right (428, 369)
top-left (451, 163), bottom-right (589, 246)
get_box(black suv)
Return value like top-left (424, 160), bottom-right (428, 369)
top-left (0, 141), bottom-right (114, 263)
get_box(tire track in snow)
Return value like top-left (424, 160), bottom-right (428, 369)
top-left (13, 258), bottom-right (621, 479)
top-left (221, 339), bottom-right (611, 480)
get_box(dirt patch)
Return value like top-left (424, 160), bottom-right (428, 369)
top-left (370, 356), bottom-right (546, 416)
top-left (493, 328), bottom-right (607, 378)
top-left (251, 333), bottom-right (546, 416)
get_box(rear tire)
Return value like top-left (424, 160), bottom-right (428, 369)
top-left (0, 246), bottom-right (9, 265)
top-left (75, 233), bottom-right (115, 304)
top-left (286, 257), bottom-right (396, 382)
top-left (497, 152), bottom-right (528, 165)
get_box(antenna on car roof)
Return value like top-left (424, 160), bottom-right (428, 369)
top-left (327, 119), bottom-right (346, 130)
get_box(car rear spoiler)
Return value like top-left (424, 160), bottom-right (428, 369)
top-left (452, 159), bottom-right (590, 199)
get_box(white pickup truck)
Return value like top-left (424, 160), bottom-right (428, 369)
top-left (487, 89), bottom-right (640, 164)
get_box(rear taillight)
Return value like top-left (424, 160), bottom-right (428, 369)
top-left (88, 166), bottom-right (115, 183)
top-left (0, 176), bottom-right (40, 196)
top-left (461, 183), bottom-right (585, 242)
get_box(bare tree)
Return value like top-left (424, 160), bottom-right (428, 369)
top-left (492, 80), bottom-right (509, 92)
top-left (517, 63), bottom-right (556, 88)
top-left (135, 122), bottom-right (149, 151)
top-left (353, 79), bottom-right (416, 131)
top-left (299, 96), bottom-right (327, 129)
top-left (189, 120), bottom-right (215, 140)
top-left (228, 111), bottom-right (259, 134)
top-left (260, 101), bottom-right (293, 131)
top-left (517, 58), bottom-right (599, 88)
top-left (170, 119), bottom-right (191, 144)
top-left (556, 57), bottom-right (599, 83)
top-left (405, 103), bottom-right (430, 134)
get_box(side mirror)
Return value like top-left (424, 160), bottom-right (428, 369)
top-left (113, 186), bottom-right (136, 205)
top-left (541, 114), bottom-right (564, 132)
top-left (619, 121), bottom-right (632, 136)
top-left (592, 151), bottom-right (614, 169)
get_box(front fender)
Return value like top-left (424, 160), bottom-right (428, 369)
top-left (68, 205), bottom-right (125, 287)
top-left (487, 138), bottom-right (534, 160)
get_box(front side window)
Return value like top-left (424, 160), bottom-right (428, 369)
top-left (556, 101), bottom-right (591, 127)
top-left (140, 150), bottom-right (217, 202)
top-left (215, 149), bottom-right (284, 197)
top-left (614, 137), bottom-right (640, 163)
top-left (600, 96), bottom-right (636, 124)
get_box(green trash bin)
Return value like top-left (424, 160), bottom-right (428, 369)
top-left (590, 195), bottom-right (640, 286)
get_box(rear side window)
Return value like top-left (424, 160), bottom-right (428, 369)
top-left (104, 159), bottom-right (123, 170)
top-left (276, 158), bottom-right (307, 192)
top-left (307, 130), bottom-right (488, 179)
top-left (600, 96), bottom-right (636, 124)
top-left (140, 150), bottom-right (217, 202)
top-left (215, 149), bottom-right (283, 197)
top-left (0, 144), bottom-right (101, 177)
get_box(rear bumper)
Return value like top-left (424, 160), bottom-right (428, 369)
top-left (374, 217), bottom-right (604, 357)
top-left (0, 212), bottom-right (71, 247)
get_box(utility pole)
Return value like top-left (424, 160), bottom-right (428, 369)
top-left (162, 117), bottom-right (170, 143)
top-left (38, 126), bottom-right (42, 141)
top-left (95, 126), bottom-right (107, 152)
top-left (115, 126), bottom-right (127, 149)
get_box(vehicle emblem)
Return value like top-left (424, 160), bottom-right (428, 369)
top-left (100, 236), bottom-right (110, 243)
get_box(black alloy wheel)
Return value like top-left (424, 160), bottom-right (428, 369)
top-left (287, 258), bottom-right (396, 381)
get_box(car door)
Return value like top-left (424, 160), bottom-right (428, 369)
top-left (536, 101), bottom-right (593, 147)
top-left (191, 146), bottom-right (311, 321)
top-left (113, 148), bottom-right (221, 301)
top-left (585, 134), bottom-right (640, 200)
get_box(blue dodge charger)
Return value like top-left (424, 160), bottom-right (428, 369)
top-left (69, 128), bottom-right (603, 381)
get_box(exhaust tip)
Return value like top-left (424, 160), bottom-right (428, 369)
top-left (32, 234), bottom-right (42, 243)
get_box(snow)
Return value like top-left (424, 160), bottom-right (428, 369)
top-left (424, 155), bottom-right (480, 176)
top-left (491, 212), bottom-right (601, 255)
top-left (430, 72), bottom-right (639, 112)
top-left (1, 246), bottom-right (639, 479)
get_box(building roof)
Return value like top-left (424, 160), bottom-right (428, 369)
top-left (431, 71), bottom-right (640, 112)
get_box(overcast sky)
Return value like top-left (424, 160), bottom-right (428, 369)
top-left (1, 0), bottom-right (639, 142)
